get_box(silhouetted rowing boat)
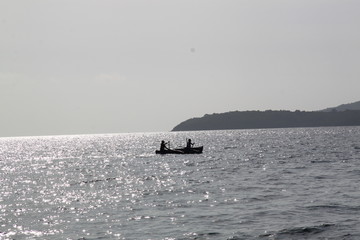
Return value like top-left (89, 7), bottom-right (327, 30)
top-left (155, 146), bottom-right (203, 154)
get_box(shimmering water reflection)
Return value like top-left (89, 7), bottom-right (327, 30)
top-left (1, 128), bottom-right (360, 239)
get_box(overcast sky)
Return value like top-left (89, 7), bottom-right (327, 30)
top-left (1, 0), bottom-right (359, 137)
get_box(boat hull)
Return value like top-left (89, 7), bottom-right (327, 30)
top-left (156, 146), bottom-right (203, 154)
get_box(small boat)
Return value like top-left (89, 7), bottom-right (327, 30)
top-left (155, 146), bottom-right (203, 155)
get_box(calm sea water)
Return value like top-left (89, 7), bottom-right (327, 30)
top-left (1, 127), bottom-right (360, 240)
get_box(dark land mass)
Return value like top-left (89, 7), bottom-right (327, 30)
top-left (172, 101), bottom-right (360, 131)
top-left (321, 100), bottom-right (360, 112)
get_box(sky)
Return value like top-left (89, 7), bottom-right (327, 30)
top-left (1, 0), bottom-right (360, 137)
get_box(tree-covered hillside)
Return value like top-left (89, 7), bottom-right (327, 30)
top-left (172, 110), bottom-right (360, 131)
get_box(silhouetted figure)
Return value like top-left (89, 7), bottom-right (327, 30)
top-left (186, 139), bottom-right (194, 149)
top-left (160, 140), bottom-right (168, 151)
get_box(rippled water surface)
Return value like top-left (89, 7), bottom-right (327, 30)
top-left (1, 127), bottom-right (360, 239)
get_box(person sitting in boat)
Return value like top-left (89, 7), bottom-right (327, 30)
top-left (160, 140), bottom-right (169, 151)
top-left (186, 139), bottom-right (194, 149)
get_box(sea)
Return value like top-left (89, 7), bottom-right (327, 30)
top-left (1, 127), bottom-right (360, 240)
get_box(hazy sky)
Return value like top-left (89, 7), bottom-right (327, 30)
top-left (1, 0), bottom-right (360, 137)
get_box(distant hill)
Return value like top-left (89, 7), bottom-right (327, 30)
top-left (172, 102), bottom-right (360, 131)
top-left (321, 100), bottom-right (360, 112)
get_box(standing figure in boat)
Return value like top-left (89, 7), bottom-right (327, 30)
top-left (160, 140), bottom-right (168, 152)
top-left (186, 139), bottom-right (194, 149)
